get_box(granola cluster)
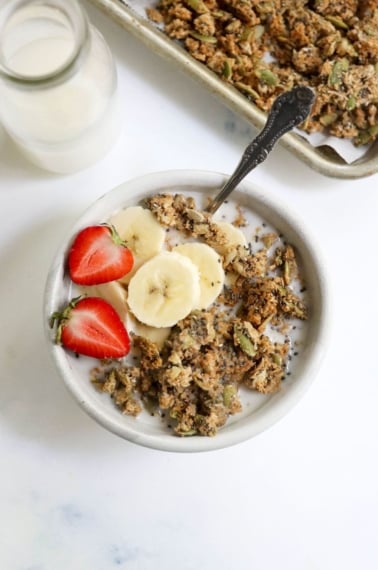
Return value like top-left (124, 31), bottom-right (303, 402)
top-left (147, 0), bottom-right (378, 146)
top-left (91, 194), bottom-right (308, 437)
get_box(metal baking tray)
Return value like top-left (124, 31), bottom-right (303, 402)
top-left (89, 0), bottom-right (378, 179)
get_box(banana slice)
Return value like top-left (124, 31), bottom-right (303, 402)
top-left (173, 243), bottom-right (225, 309)
top-left (211, 221), bottom-right (247, 255)
top-left (127, 251), bottom-right (200, 328)
top-left (80, 281), bottom-right (128, 321)
top-left (109, 206), bottom-right (166, 284)
top-left (126, 313), bottom-right (171, 349)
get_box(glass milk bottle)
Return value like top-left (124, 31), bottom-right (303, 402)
top-left (0, 0), bottom-right (120, 173)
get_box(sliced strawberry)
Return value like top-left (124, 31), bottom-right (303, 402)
top-left (50, 296), bottom-right (130, 359)
top-left (68, 224), bottom-right (134, 285)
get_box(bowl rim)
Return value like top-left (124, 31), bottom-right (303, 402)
top-left (44, 169), bottom-right (330, 452)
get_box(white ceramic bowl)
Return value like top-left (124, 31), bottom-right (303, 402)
top-left (44, 170), bottom-right (329, 452)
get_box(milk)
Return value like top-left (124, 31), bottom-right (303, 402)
top-left (8, 36), bottom-right (75, 76)
top-left (0, 18), bottom-right (119, 173)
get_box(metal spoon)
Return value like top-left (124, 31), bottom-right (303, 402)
top-left (206, 86), bottom-right (315, 214)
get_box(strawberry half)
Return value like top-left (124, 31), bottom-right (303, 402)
top-left (50, 296), bottom-right (130, 359)
top-left (68, 224), bottom-right (134, 285)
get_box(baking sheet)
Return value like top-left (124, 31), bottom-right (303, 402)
top-left (89, 0), bottom-right (378, 179)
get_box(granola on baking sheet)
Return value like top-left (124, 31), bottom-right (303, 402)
top-left (147, 0), bottom-right (378, 146)
top-left (91, 193), bottom-right (308, 437)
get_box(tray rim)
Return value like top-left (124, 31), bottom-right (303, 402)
top-left (89, 0), bottom-right (378, 179)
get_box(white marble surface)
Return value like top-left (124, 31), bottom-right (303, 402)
top-left (1, 2), bottom-right (378, 569)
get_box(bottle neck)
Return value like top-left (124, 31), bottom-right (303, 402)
top-left (0, 0), bottom-right (89, 88)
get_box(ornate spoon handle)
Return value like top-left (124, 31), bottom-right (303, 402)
top-left (207, 86), bottom-right (315, 214)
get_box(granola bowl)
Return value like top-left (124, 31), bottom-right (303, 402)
top-left (44, 170), bottom-right (329, 452)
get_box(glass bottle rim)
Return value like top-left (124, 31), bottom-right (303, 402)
top-left (0, 0), bottom-right (90, 87)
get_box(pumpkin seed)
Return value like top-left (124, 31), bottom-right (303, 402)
top-left (185, 0), bottom-right (208, 13)
top-left (325, 15), bottom-right (349, 30)
top-left (190, 31), bottom-right (217, 43)
top-left (328, 59), bottom-right (349, 87)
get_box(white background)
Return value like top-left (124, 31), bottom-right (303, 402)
top-left (1, 2), bottom-right (377, 569)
